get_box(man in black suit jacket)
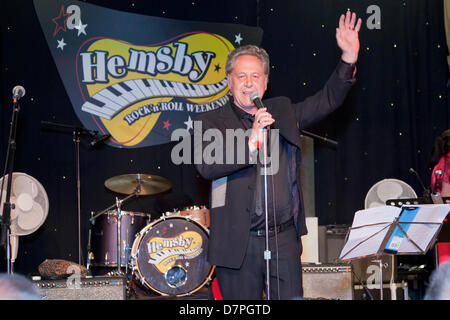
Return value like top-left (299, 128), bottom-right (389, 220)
top-left (194, 11), bottom-right (362, 299)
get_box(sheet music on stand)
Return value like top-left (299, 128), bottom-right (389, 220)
top-left (338, 204), bottom-right (450, 262)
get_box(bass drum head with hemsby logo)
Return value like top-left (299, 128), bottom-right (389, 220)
top-left (131, 216), bottom-right (214, 296)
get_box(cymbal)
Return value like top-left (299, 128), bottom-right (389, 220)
top-left (104, 173), bottom-right (172, 195)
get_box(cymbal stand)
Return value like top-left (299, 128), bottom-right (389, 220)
top-left (116, 182), bottom-right (142, 275)
top-left (115, 196), bottom-right (123, 275)
top-left (90, 190), bottom-right (139, 221)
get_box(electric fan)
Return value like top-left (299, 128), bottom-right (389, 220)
top-left (0, 172), bottom-right (49, 266)
top-left (364, 178), bottom-right (417, 209)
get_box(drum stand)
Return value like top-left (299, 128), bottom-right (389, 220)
top-left (90, 182), bottom-right (142, 275)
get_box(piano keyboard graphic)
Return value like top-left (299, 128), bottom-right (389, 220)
top-left (81, 78), bottom-right (228, 120)
top-left (147, 246), bottom-right (202, 265)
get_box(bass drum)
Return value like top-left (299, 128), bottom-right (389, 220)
top-left (131, 216), bottom-right (215, 296)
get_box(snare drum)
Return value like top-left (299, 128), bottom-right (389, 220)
top-left (89, 210), bottom-right (150, 267)
top-left (130, 216), bottom-right (214, 296)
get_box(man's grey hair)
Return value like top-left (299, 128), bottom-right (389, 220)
top-left (225, 45), bottom-right (270, 77)
top-left (424, 261), bottom-right (450, 300)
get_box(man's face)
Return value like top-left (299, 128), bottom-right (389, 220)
top-left (227, 55), bottom-right (268, 112)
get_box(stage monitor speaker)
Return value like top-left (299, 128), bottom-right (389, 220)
top-left (34, 276), bottom-right (126, 300)
top-left (302, 263), bottom-right (353, 300)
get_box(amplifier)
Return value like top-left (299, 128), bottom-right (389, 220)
top-left (351, 255), bottom-right (397, 284)
top-left (318, 224), bottom-right (349, 263)
top-left (302, 263), bottom-right (353, 300)
top-left (34, 276), bottom-right (126, 300)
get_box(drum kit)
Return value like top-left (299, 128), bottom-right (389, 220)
top-left (86, 173), bottom-right (214, 297)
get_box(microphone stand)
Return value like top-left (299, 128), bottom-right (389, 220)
top-left (409, 168), bottom-right (432, 203)
top-left (1, 98), bottom-right (22, 274)
top-left (431, 171), bottom-right (444, 204)
top-left (261, 130), bottom-right (335, 298)
top-left (300, 130), bottom-right (338, 147)
top-left (262, 127), bottom-right (272, 300)
top-left (40, 121), bottom-right (99, 266)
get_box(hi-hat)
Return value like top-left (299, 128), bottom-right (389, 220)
top-left (105, 173), bottom-right (172, 195)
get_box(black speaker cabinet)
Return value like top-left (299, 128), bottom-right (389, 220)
top-left (318, 225), bottom-right (349, 263)
top-left (34, 276), bottom-right (126, 300)
top-left (354, 282), bottom-right (409, 300)
top-left (302, 263), bottom-right (353, 300)
top-left (351, 255), bottom-right (397, 285)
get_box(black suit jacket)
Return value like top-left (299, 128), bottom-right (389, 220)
top-left (194, 61), bottom-right (356, 268)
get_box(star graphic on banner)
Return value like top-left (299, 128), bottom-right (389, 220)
top-left (184, 116), bottom-right (193, 131)
top-left (234, 33), bottom-right (243, 45)
top-left (163, 119), bottom-right (172, 130)
top-left (52, 5), bottom-right (71, 37)
top-left (214, 64), bottom-right (221, 72)
top-left (74, 20), bottom-right (88, 36)
top-left (57, 38), bottom-right (67, 51)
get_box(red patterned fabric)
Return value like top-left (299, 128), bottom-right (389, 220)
top-left (431, 153), bottom-right (450, 193)
top-left (211, 277), bottom-right (223, 300)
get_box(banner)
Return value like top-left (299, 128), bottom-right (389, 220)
top-left (445, 0), bottom-right (450, 70)
top-left (34, 0), bottom-right (263, 148)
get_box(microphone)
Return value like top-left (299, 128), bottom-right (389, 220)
top-left (250, 92), bottom-right (265, 109)
top-left (12, 85), bottom-right (25, 101)
top-left (409, 167), bottom-right (430, 198)
top-left (250, 92), bottom-right (271, 156)
top-left (90, 133), bottom-right (111, 147)
top-left (433, 170), bottom-right (443, 194)
top-left (250, 92), bottom-right (270, 128)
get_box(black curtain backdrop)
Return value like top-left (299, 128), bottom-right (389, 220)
top-left (0, 0), bottom-right (449, 276)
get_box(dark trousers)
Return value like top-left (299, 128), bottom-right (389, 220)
top-left (214, 226), bottom-right (303, 300)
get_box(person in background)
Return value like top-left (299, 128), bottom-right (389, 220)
top-left (424, 261), bottom-right (450, 300)
top-left (0, 273), bottom-right (41, 300)
top-left (429, 129), bottom-right (450, 197)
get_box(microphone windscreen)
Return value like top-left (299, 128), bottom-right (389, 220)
top-left (250, 92), bottom-right (260, 102)
top-left (12, 85), bottom-right (25, 99)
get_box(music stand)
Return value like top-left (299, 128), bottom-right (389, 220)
top-left (337, 204), bottom-right (450, 300)
top-left (386, 196), bottom-right (450, 249)
top-left (385, 197), bottom-right (450, 207)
